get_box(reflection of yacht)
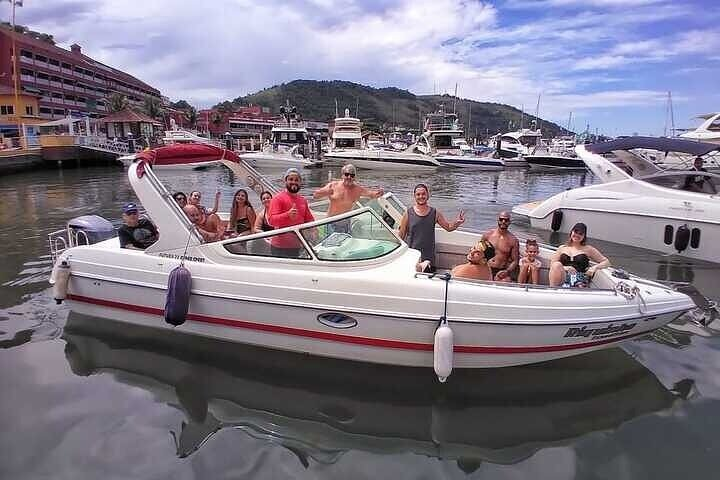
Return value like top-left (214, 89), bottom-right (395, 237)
top-left (240, 104), bottom-right (320, 169)
top-left (513, 137), bottom-right (720, 262)
top-left (680, 112), bottom-right (720, 144)
top-left (63, 314), bottom-right (687, 464)
top-left (49, 155), bottom-right (695, 377)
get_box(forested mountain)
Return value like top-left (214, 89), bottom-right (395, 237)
top-left (216, 80), bottom-right (571, 138)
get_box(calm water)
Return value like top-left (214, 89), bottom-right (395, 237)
top-left (1, 163), bottom-right (720, 479)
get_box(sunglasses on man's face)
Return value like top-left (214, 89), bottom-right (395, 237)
top-left (498, 218), bottom-right (511, 223)
top-left (343, 172), bottom-right (355, 177)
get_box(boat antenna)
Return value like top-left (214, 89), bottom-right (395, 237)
top-left (535, 92), bottom-right (542, 133)
top-left (520, 105), bottom-right (524, 130)
top-left (355, 97), bottom-right (359, 118)
top-left (664, 91), bottom-right (675, 137)
top-left (567, 111), bottom-right (573, 133)
top-left (335, 98), bottom-right (338, 118)
top-left (453, 83), bottom-right (458, 114)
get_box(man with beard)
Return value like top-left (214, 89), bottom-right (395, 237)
top-left (118, 202), bottom-right (158, 250)
top-left (481, 211), bottom-right (520, 282)
top-left (267, 168), bottom-right (315, 258)
top-left (398, 183), bottom-right (465, 273)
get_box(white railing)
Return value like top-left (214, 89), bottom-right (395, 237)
top-left (76, 136), bottom-right (133, 154)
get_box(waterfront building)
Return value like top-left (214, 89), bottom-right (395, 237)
top-left (0, 84), bottom-right (43, 142)
top-left (0, 25), bottom-right (162, 124)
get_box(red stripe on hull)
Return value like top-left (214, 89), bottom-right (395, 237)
top-left (66, 294), bottom-right (649, 354)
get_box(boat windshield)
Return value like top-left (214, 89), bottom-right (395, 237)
top-left (640, 171), bottom-right (719, 194)
top-left (300, 210), bottom-right (401, 261)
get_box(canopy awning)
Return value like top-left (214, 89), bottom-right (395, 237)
top-left (586, 136), bottom-right (720, 156)
top-left (35, 117), bottom-right (86, 127)
top-left (135, 143), bottom-right (241, 165)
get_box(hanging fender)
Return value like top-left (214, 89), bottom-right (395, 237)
top-left (433, 272), bottom-right (454, 383)
top-left (674, 224), bottom-right (690, 252)
top-left (52, 260), bottom-right (71, 304)
top-left (550, 209), bottom-right (563, 232)
top-left (164, 265), bottom-right (192, 326)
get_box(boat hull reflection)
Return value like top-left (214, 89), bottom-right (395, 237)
top-left (63, 313), bottom-right (688, 467)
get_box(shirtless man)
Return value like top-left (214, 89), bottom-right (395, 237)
top-left (451, 240), bottom-right (495, 281)
top-left (481, 211), bottom-right (519, 282)
top-left (184, 204), bottom-right (222, 242)
top-left (313, 164), bottom-right (384, 217)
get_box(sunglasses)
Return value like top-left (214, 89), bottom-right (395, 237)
top-left (498, 218), bottom-right (511, 223)
top-left (343, 172), bottom-right (356, 177)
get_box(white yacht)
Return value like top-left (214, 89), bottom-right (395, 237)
top-left (681, 112), bottom-right (720, 144)
top-left (419, 111), bottom-right (504, 170)
top-left (240, 105), bottom-right (320, 169)
top-left (513, 137), bottom-right (720, 262)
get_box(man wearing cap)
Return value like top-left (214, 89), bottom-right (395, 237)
top-left (313, 164), bottom-right (384, 217)
top-left (118, 203), bottom-right (158, 250)
top-left (267, 168), bottom-right (315, 258)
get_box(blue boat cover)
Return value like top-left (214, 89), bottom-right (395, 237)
top-left (586, 136), bottom-right (720, 156)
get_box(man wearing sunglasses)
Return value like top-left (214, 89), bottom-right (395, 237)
top-left (481, 211), bottom-right (519, 282)
top-left (313, 164), bottom-right (384, 218)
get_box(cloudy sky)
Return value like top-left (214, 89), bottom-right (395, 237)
top-left (11, 0), bottom-right (720, 135)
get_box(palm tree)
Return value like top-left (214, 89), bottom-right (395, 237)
top-left (108, 93), bottom-right (129, 113)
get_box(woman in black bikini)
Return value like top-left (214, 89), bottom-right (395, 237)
top-left (252, 191), bottom-right (274, 233)
top-left (227, 189), bottom-right (256, 236)
top-left (549, 222), bottom-right (610, 287)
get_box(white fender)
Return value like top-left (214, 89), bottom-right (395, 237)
top-left (52, 260), bottom-right (71, 304)
top-left (434, 321), bottom-right (454, 383)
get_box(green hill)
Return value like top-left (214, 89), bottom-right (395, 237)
top-left (216, 80), bottom-right (571, 139)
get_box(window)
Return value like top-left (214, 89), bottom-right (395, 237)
top-left (52, 108), bottom-right (65, 115)
top-left (300, 210), bottom-right (401, 261)
top-left (39, 107), bottom-right (52, 114)
top-left (20, 50), bottom-right (33, 59)
top-left (35, 54), bottom-right (48, 63)
top-left (223, 230), bottom-right (312, 259)
top-left (20, 68), bottom-right (33, 76)
top-left (0, 105), bottom-right (14, 115)
top-left (49, 58), bottom-right (60, 66)
top-left (25, 105), bottom-right (34, 115)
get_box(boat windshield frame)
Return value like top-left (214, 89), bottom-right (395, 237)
top-left (221, 207), bottom-right (403, 262)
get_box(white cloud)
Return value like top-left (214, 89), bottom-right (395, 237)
top-left (14, 0), bottom-right (717, 134)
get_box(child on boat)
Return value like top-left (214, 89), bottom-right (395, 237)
top-left (518, 238), bottom-right (541, 285)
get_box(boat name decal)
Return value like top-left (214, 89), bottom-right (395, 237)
top-left (564, 322), bottom-right (637, 339)
top-left (158, 253), bottom-right (206, 263)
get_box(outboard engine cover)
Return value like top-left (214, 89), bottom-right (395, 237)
top-left (68, 215), bottom-right (115, 245)
top-left (165, 265), bottom-right (192, 326)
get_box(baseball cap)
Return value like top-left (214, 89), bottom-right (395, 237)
top-left (284, 167), bottom-right (301, 179)
top-left (122, 202), bottom-right (139, 214)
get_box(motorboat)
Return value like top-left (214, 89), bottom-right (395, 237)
top-left (118, 143), bottom-right (241, 170)
top-left (240, 104), bottom-right (321, 169)
top-left (512, 137), bottom-right (720, 262)
top-left (323, 111), bottom-right (441, 171)
top-left (420, 111), bottom-right (505, 170)
top-left (47, 151), bottom-right (696, 381)
top-left (492, 129), bottom-right (541, 167)
top-left (523, 145), bottom-right (585, 171)
top-left (62, 313), bottom-right (688, 463)
top-left (680, 112), bottom-right (720, 145)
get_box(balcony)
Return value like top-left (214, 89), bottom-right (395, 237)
top-left (20, 74), bottom-right (35, 83)
top-left (61, 68), bottom-right (73, 76)
top-left (20, 56), bottom-right (33, 64)
top-left (49, 81), bottom-right (62, 88)
top-left (36, 78), bottom-right (50, 86)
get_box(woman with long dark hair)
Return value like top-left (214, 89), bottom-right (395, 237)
top-left (549, 223), bottom-right (610, 287)
top-left (227, 189), bottom-right (256, 236)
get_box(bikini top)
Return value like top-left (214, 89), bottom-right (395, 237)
top-left (559, 253), bottom-right (590, 273)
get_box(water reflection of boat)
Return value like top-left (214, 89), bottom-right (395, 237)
top-left (63, 314), bottom-right (689, 467)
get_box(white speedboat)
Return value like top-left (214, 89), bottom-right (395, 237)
top-left (513, 137), bottom-right (720, 262)
top-left (49, 157), bottom-right (695, 380)
top-left (324, 112), bottom-right (440, 171)
top-left (421, 111), bottom-right (505, 170)
top-left (492, 129), bottom-right (541, 166)
top-left (240, 105), bottom-right (321, 169)
top-left (523, 146), bottom-right (585, 171)
top-left (680, 112), bottom-right (720, 145)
